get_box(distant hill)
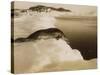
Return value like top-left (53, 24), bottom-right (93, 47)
top-left (28, 5), bottom-right (71, 12)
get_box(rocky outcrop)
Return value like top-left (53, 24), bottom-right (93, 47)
top-left (14, 28), bottom-right (69, 44)
top-left (28, 5), bottom-right (71, 12)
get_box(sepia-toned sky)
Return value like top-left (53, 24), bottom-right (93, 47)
top-left (13, 1), bottom-right (97, 16)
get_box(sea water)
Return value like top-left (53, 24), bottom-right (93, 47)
top-left (13, 12), bottom-right (97, 73)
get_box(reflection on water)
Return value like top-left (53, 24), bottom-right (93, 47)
top-left (56, 18), bottom-right (97, 60)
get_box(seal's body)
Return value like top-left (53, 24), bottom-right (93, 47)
top-left (14, 28), bottom-right (69, 43)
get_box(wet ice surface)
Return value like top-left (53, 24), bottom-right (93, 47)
top-left (13, 11), bottom-right (97, 73)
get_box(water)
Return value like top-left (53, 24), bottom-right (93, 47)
top-left (56, 17), bottom-right (97, 60)
top-left (12, 12), bottom-right (97, 73)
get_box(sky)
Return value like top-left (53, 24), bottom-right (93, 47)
top-left (13, 1), bottom-right (97, 16)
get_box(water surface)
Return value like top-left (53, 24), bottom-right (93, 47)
top-left (56, 17), bottom-right (97, 60)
